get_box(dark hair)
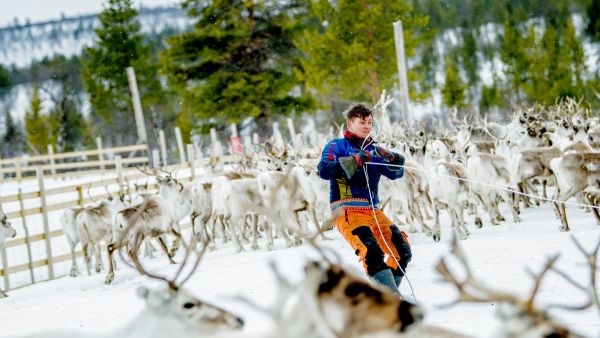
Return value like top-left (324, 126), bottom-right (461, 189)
top-left (344, 103), bottom-right (374, 121)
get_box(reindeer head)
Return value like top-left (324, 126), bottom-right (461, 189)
top-left (135, 285), bottom-right (244, 334)
top-left (302, 259), bottom-right (423, 335)
top-left (116, 206), bottom-right (245, 334)
top-left (0, 211), bottom-right (16, 240)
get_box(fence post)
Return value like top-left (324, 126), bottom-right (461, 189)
top-left (47, 144), bottom-right (56, 177)
top-left (16, 159), bottom-right (22, 183)
top-left (187, 144), bottom-right (195, 180)
top-left (272, 122), bottom-right (284, 149)
top-left (115, 156), bottom-right (124, 193)
top-left (152, 150), bottom-right (160, 170)
top-left (287, 118), bottom-right (297, 155)
top-left (159, 130), bottom-right (168, 168)
top-left (37, 167), bottom-right (54, 280)
top-left (18, 187), bottom-right (35, 283)
top-left (96, 136), bottom-right (104, 171)
top-left (174, 127), bottom-right (186, 164)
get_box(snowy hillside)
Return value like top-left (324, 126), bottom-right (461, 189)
top-left (0, 201), bottom-right (599, 338)
top-left (0, 6), bottom-right (192, 68)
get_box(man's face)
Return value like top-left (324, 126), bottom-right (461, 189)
top-left (347, 115), bottom-right (373, 139)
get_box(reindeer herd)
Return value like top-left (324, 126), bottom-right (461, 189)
top-left (1, 93), bottom-right (600, 337)
top-left (371, 94), bottom-right (600, 241)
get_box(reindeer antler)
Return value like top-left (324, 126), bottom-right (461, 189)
top-left (136, 165), bottom-right (162, 178)
top-left (436, 235), bottom-right (523, 308)
top-left (86, 183), bottom-right (99, 204)
top-left (116, 198), bottom-right (207, 291)
top-left (548, 236), bottom-right (600, 312)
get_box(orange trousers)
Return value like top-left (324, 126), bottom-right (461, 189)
top-left (335, 209), bottom-right (411, 275)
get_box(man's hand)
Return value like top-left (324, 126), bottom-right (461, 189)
top-left (374, 147), bottom-right (405, 166)
top-left (352, 150), bottom-right (371, 166)
top-left (338, 150), bottom-right (371, 178)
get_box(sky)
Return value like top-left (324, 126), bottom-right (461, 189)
top-left (0, 0), bottom-right (180, 28)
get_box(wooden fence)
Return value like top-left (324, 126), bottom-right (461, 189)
top-left (0, 143), bottom-right (150, 182)
top-left (0, 158), bottom-right (204, 291)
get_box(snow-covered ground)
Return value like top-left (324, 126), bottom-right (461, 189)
top-left (1, 199), bottom-right (599, 337)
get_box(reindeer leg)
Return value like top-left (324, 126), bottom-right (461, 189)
top-left (264, 217), bottom-right (275, 250)
top-left (0, 289), bottom-right (6, 298)
top-left (69, 241), bottom-right (79, 277)
top-left (94, 242), bottom-right (103, 273)
top-left (414, 201), bottom-right (433, 236)
top-left (542, 179), bottom-right (548, 200)
top-left (251, 214), bottom-right (260, 250)
top-left (585, 193), bottom-right (600, 225)
top-left (310, 207), bottom-right (332, 241)
top-left (455, 202), bottom-right (470, 238)
top-left (157, 236), bottom-right (177, 264)
top-left (228, 218), bottom-right (246, 252)
top-left (500, 190), bottom-right (521, 223)
top-left (105, 242), bottom-right (119, 284)
top-left (168, 227), bottom-right (182, 258)
top-left (432, 202), bottom-right (442, 242)
top-left (470, 194), bottom-right (485, 228)
top-left (557, 188), bottom-right (578, 232)
top-left (82, 243), bottom-right (92, 276)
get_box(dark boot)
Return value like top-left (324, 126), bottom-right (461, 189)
top-left (394, 274), bottom-right (403, 287)
top-left (371, 269), bottom-right (400, 294)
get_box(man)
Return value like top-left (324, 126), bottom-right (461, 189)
top-left (317, 103), bottom-right (411, 294)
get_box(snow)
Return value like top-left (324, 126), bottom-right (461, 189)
top-left (1, 198), bottom-right (599, 337)
top-left (0, 1), bottom-right (179, 28)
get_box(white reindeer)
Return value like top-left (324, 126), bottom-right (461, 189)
top-left (106, 195), bottom-right (180, 284)
top-left (60, 206), bottom-right (84, 276)
top-left (0, 207), bottom-right (16, 298)
top-left (76, 194), bottom-right (126, 275)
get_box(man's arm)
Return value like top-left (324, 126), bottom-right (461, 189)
top-left (317, 140), bottom-right (345, 180)
top-left (372, 146), bottom-right (405, 180)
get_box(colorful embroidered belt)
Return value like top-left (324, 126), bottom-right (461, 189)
top-left (330, 198), bottom-right (378, 218)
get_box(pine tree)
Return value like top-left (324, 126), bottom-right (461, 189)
top-left (162, 0), bottom-right (314, 132)
top-left (587, 0), bottom-right (600, 41)
top-left (479, 76), bottom-right (504, 114)
top-left (555, 18), bottom-right (585, 99)
top-left (1, 110), bottom-right (26, 158)
top-left (0, 64), bottom-right (10, 98)
top-left (500, 19), bottom-right (528, 104)
top-left (49, 92), bottom-right (89, 152)
top-left (82, 0), bottom-right (165, 145)
top-left (24, 84), bottom-right (52, 154)
top-left (460, 26), bottom-right (479, 98)
top-left (296, 0), bottom-right (429, 103)
top-left (442, 54), bottom-right (467, 109)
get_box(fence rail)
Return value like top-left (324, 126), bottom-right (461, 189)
top-left (0, 160), bottom-right (203, 288)
top-left (0, 143), bottom-right (149, 181)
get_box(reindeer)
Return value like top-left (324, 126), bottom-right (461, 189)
top-left (0, 206), bottom-right (16, 298)
top-left (256, 167), bottom-right (327, 248)
top-left (75, 192), bottom-right (126, 275)
top-left (550, 152), bottom-right (600, 231)
top-left (211, 172), bottom-right (264, 251)
top-left (60, 206), bottom-right (84, 276)
top-left (106, 194), bottom-right (180, 284)
top-left (16, 221), bottom-right (244, 337)
top-left (240, 247), bottom-right (424, 338)
top-left (437, 235), bottom-right (597, 338)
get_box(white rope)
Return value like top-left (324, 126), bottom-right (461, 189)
top-left (362, 165), bottom-right (420, 305)
top-left (365, 161), bottom-right (600, 210)
top-left (357, 132), bottom-right (420, 304)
